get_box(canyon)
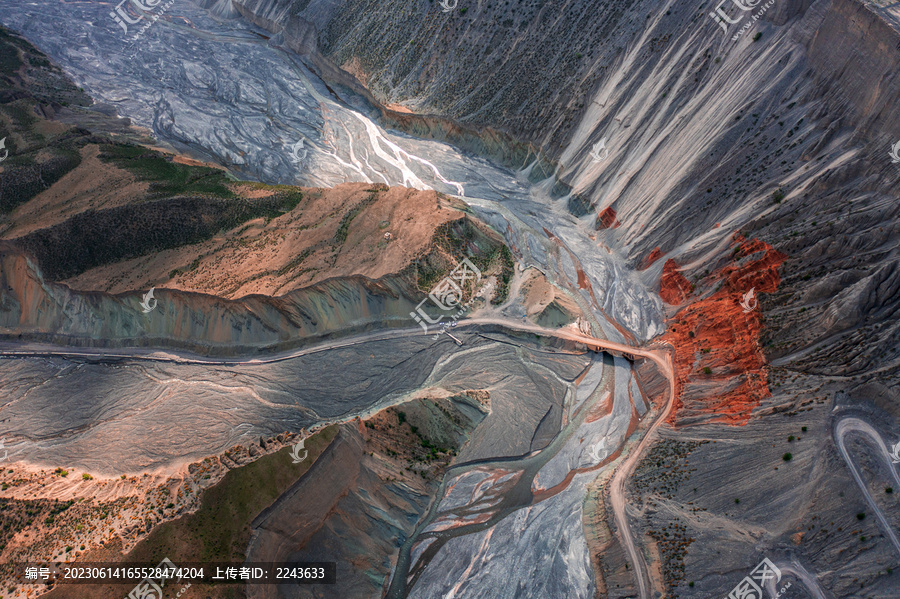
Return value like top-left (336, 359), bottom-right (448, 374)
top-left (0, 0), bottom-right (899, 597)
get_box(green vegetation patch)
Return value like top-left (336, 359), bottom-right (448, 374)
top-left (0, 146), bottom-right (82, 213)
top-left (0, 26), bottom-right (97, 213)
top-left (410, 215), bottom-right (514, 306)
top-left (333, 184), bottom-right (387, 246)
top-left (98, 144), bottom-right (236, 199)
top-left (16, 145), bottom-right (304, 280)
top-left (128, 426), bottom-right (338, 564)
top-left (0, 35), bottom-right (23, 75)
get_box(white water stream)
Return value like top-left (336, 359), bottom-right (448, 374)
top-left (0, 1), bottom-right (668, 596)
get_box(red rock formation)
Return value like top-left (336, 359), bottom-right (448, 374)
top-left (640, 247), bottom-right (663, 270)
top-left (660, 234), bottom-right (787, 426)
top-left (659, 259), bottom-right (692, 305)
top-left (595, 206), bottom-right (621, 230)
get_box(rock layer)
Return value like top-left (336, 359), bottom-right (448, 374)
top-left (661, 234), bottom-right (787, 426)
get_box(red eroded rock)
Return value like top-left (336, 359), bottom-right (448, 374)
top-left (660, 235), bottom-right (787, 426)
top-left (659, 259), bottom-right (692, 305)
top-left (595, 206), bottom-right (621, 230)
top-left (640, 247), bottom-right (663, 270)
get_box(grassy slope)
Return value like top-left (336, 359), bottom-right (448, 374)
top-left (42, 426), bottom-right (338, 599)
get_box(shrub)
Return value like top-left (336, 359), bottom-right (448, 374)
top-left (772, 189), bottom-right (785, 203)
top-left (782, 453), bottom-right (792, 461)
top-left (753, 32), bottom-right (762, 41)
top-left (703, 367), bottom-right (712, 375)
top-left (857, 512), bottom-right (865, 520)
top-left (82, 473), bottom-right (92, 480)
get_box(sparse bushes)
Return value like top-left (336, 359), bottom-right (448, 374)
top-left (17, 193), bottom-right (301, 280)
top-left (491, 244), bottom-right (515, 305)
top-left (0, 148), bottom-right (83, 214)
top-left (333, 187), bottom-right (381, 246)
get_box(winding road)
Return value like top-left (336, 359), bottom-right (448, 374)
top-left (769, 559), bottom-right (829, 599)
top-left (834, 415), bottom-right (900, 557)
top-left (0, 317), bottom-right (675, 597)
top-left (0, 319), bottom-right (674, 595)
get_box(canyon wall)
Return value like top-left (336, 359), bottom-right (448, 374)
top-left (224, 0), bottom-right (900, 389)
top-left (0, 243), bottom-right (421, 355)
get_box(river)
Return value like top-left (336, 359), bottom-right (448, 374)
top-left (0, 1), bottom-right (666, 596)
